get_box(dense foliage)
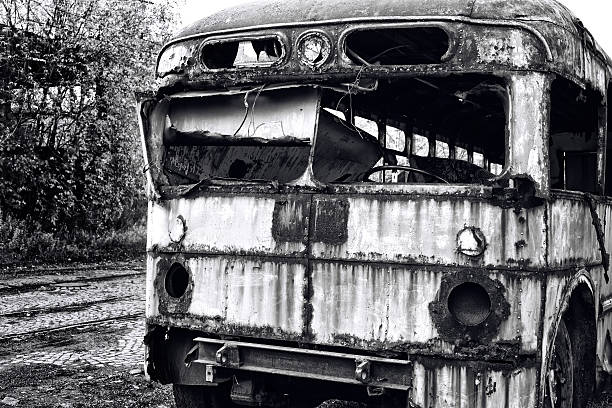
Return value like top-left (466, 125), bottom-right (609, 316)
top-left (0, 0), bottom-right (178, 262)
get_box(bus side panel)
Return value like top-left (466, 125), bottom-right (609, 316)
top-left (598, 201), bottom-right (612, 375)
top-left (547, 196), bottom-right (601, 267)
top-left (411, 363), bottom-right (537, 408)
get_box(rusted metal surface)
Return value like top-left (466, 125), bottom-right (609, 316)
top-left (547, 193), bottom-right (601, 267)
top-left (411, 363), bottom-right (537, 408)
top-left (146, 189), bottom-right (547, 351)
top-left (159, 0), bottom-right (610, 93)
top-left (192, 337), bottom-right (413, 391)
top-left (503, 73), bottom-right (551, 198)
top-left (309, 192), bottom-right (546, 268)
top-left (139, 0), bottom-right (612, 406)
top-left (147, 254), bottom-right (307, 339)
top-left (174, 0), bottom-right (572, 39)
top-left (147, 189), bottom-right (547, 268)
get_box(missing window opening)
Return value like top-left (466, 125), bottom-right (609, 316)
top-left (318, 75), bottom-right (507, 185)
top-left (550, 77), bottom-right (600, 193)
top-left (345, 27), bottom-right (450, 65)
top-left (201, 37), bottom-right (283, 69)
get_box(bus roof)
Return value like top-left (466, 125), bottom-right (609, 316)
top-left (177, 0), bottom-right (577, 36)
top-left (172, 0), bottom-right (611, 90)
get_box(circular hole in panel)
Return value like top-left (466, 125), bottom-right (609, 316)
top-left (447, 282), bottom-right (492, 326)
top-left (165, 263), bottom-right (189, 298)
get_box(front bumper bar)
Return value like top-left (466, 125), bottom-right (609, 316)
top-left (192, 337), bottom-right (413, 391)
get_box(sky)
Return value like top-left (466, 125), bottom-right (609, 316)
top-left (179, 0), bottom-right (612, 56)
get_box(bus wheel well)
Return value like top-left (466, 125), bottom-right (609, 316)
top-left (562, 282), bottom-right (596, 408)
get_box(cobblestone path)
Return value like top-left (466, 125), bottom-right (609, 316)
top-left (0, 264), bottom-right (146, 369)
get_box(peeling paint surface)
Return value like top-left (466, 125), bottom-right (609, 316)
top-left (140, 0), bottom-right (612, 403)
top-left (476, 29), bottom-right (534, 69)
top-left (548, 195), bottom-right (601, 266)
top-left (411, 363), bottom-right (537, 408)
top-left (311, 194), bottom-right (546, 268)
top-left (147, 195), bottom-right (308, 257)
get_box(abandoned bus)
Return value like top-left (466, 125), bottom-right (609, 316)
top-left (138, 0), bottom-right (612, 406)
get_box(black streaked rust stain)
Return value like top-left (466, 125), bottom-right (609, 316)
top-left (514, 239), bottom-right (527, 250)
top-left (272, 196), bottom-right (310, 243)
top-left (429, 271), bottom-right (511, 344)
top-left (312, 197), bottom-right (349, 244)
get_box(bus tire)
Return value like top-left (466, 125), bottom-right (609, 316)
top-left (173, 384), bottom-right (233, 408)
top-left (545, 319), bottom-right (574, 408)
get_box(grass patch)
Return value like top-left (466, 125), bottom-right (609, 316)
top-left (0, 221), bottom-right (146, 266)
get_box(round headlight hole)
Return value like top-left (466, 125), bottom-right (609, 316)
top-left (165, 263), bottom-right (189, 298)
top-left (447, 282), bottom-right (491, 326)
top-left (296, 31), bottom-right (332, 68)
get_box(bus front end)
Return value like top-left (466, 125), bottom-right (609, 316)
top-left (139, 2), bottom-right (609, 406)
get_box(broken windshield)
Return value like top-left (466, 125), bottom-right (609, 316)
top-left (157, 75), bottom-right (507, 187)
top-left (314, 74), bottom-right (507, 185)
top-left (161, 87), bottom-right (318, 184)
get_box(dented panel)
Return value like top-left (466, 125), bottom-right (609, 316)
top-left (141, 1), bottom-right (612, 405)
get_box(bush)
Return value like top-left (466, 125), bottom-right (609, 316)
top-left (0, 212), bottom-right (147, 265)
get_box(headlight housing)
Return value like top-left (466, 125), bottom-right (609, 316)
top-left (156, 40), bottom-right (199, 78)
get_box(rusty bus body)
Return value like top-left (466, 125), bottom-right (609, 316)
top-left (138, 0), bottom-right (612, 406)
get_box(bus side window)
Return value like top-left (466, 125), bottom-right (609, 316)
top-left (436, 141), bottom-right (450, 158)
top-left (386, 124), bottom-right (405, 153)
top-left (413, 134), bottom-right (429, 157)
top-left (473, 152), bottom-right (484, 167)
top-left (550, 77), bottom-right (600, 193)
top-left (455, 146), bottom-right (468, 162)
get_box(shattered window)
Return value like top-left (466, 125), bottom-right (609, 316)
top-left (436, 141), bottom-right (450, 158)
top-left (386, 125), bottom-right (405, 152)
top-left (455, 146), bottom-right (468, 161)
top-left (315, 75), bottom-right (507, 185)
top-left (161, 87), bottom-right (317, 185)
top-left (412, 134), bottom-right (429, 157)
top-left (313, 111), bottom-right (382, 183)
